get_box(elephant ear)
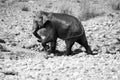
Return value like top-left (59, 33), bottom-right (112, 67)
top-left (43, 20), bottom-right (53, 28)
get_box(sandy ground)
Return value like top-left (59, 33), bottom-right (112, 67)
top-left (1, 0), bottom-right (120, 80)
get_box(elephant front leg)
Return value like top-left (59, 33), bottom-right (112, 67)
top-left (48, 40), bottom-right (57, 53)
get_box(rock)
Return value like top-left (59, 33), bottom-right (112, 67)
top-left (0, 39), bottom-right (5, 43)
